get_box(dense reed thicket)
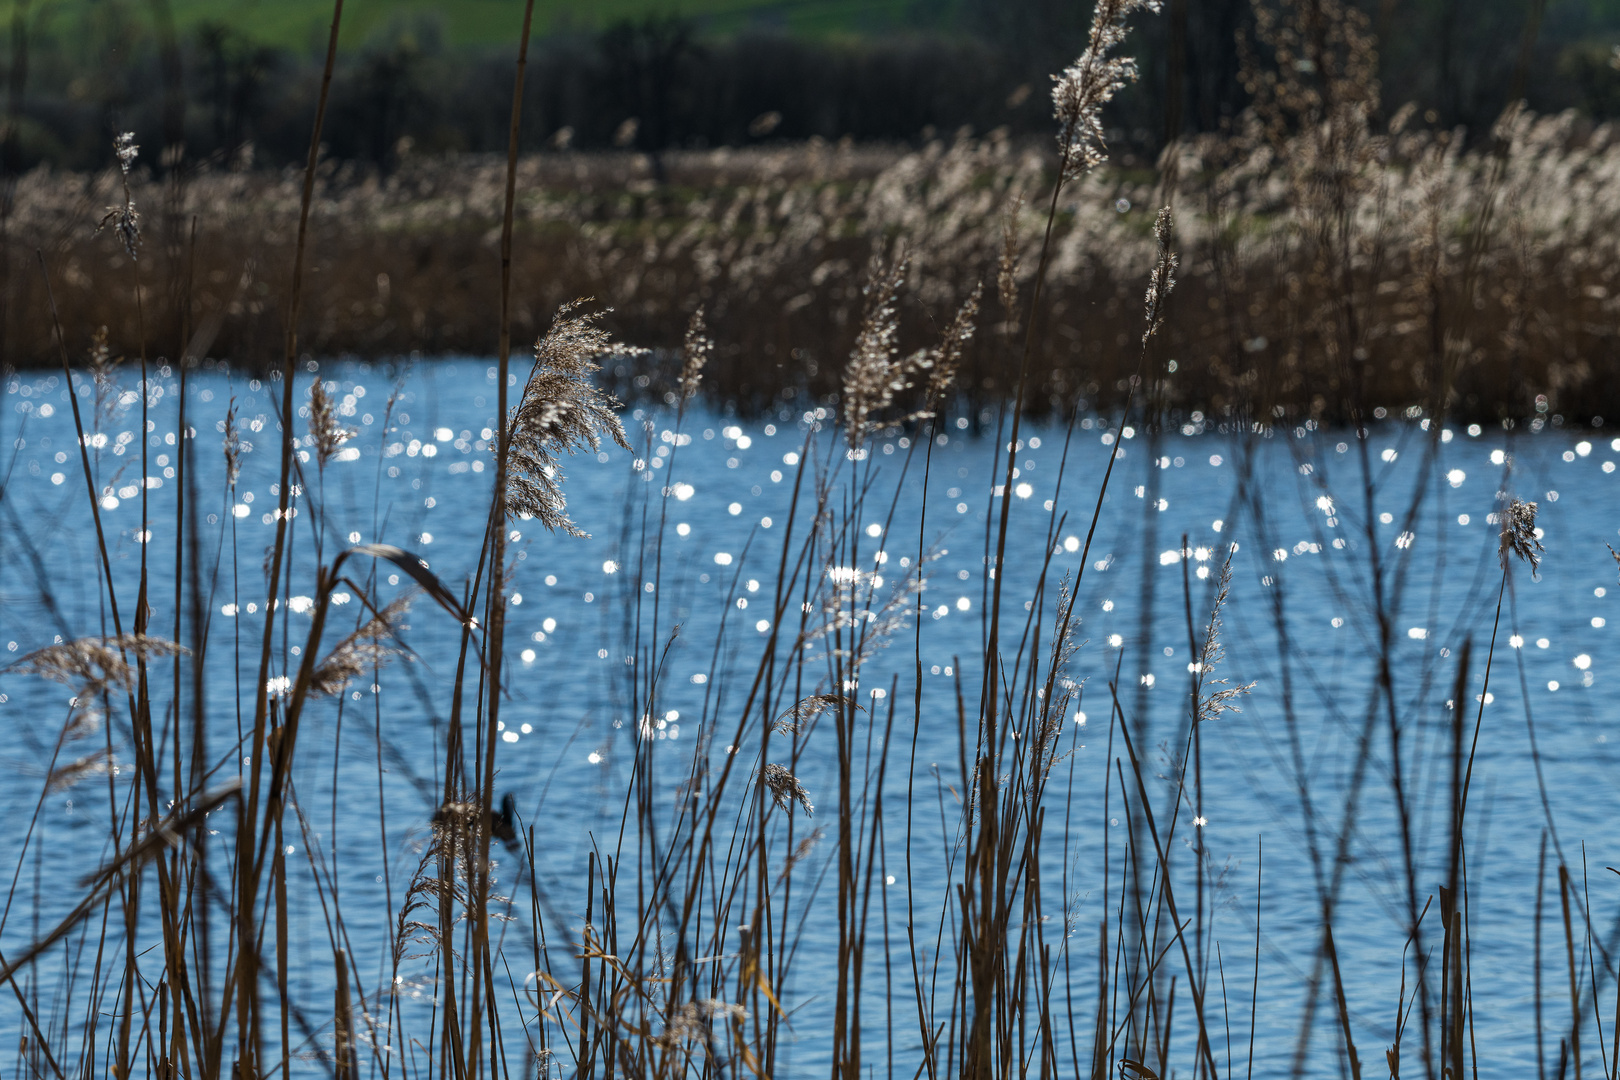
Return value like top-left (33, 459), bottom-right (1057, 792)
top-left (3, 0), bottom-right (1620, 1077)
top-left (9, 96), bottom-right (1620, 423)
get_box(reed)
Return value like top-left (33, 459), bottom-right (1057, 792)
top-left (3, 0), bottom-right (1620, 1077)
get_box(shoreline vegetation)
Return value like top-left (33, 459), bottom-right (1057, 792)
top-left (8, 104), bottom-right (1620, 425)
top-left (2, 0), bottom-right (1620, 1077)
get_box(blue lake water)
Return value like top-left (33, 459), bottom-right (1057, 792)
top-left (3, 357), bottom-right (1618, 1076)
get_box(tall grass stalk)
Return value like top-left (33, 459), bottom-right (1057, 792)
top-left (6, 0), bottom-right (1620, 1077)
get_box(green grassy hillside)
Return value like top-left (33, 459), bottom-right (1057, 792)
top-left (19, 0), bottom-right (936, 52)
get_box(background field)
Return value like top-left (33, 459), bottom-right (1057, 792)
top-left (0, 0), bottom-right (1618, 172)
top-left (46, 0), bottom-right (932, 49)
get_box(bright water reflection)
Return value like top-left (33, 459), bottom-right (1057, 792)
top-left (2, 358), bottom-right (1619, 1076)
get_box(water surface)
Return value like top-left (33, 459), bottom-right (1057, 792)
top-left (2, 359), bottom-right (1616, 1075)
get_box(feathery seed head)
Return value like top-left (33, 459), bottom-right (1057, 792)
top-left (660, 1000), bottom-right (748, 1044)
top-left (1051, 0), bottom-right (1161, 185)
top-left (506, 299), bottom-right (636, 535)
top-left (1499, 498), bottom-right (1542, 577)
top-left (842, 256), bottom-right (910, 448)
top-left (114, 133), bottom-right (138, 175)
top-left (98, 134), bottom-right (141, 258)
top-left (12, 634), bottom-right (188, 735)
top-left (925, 283), bottom-right (982, 409)
top-left (310, 594), bottom-right (414, 697)
top-left (679, 306), bottom-right (711, 405)
top-left (761, 763), bottom-right (814, 816)
top-left (1194, 557), bottom-right (1253, 723)
top-left (13, 634), bottom-right (187, 694)
top-left (308, 379), bottom-right (356, 468)
top-left (1142, 206), bottom-right (1178, 344)
top-left (773, 693), bottom-right (860, 734)
top-left (47, 749), bottom-right (115, 793)
top-left (88, 327), bottom-right (124, 429)
top-left (998, 202), bottom-right (1023, 323)
top-left (842, 258), bottom-right (980, 446)
top-left (223, 401), bottom-right (246, 485)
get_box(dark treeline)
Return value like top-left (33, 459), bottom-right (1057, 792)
top-left (0, 0), bottom-right (1617, 173)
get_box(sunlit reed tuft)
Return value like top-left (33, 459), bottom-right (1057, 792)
top-left (679, 306), bottom-right (711, 405)
top-left (96, 132), bottom-right (141, 260)
top-left (1051, 0), bottom-right (1161, 184)
top-left (761, 762), bottom-right (815, 816)
top-left (1142, 206), bottom-right (1178, 345)
top-left (773, 693), bottom-right (860, 734)
top-left (309, 595), bottom-right (414, 697)
top-left (506, 299), bottom-right (636, 534)
top-left (307, 378), bottom-right (357, 468)
top-left (1499, 497), bottom-right (1543, 576)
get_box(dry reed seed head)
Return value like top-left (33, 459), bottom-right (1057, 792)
top-left (760, 763), bottom-right (814, 816)
top-left (62, 703), bottom-right (104, 741)
top-left (660, 1000), bottom-right (748, 1044)
top-left (773, 693), bottom-right (861, 734)
top-left (432, 800), bottom-right (480, 832)
top-left (97, 137), bottom-right (141, 259)
top-left (1142, 206), bottom-right (1178, 344)
top-left (88, 326), bottom-right (124, 428)
top-left (842, 256), bottom-right (910, 448)
top-left (223, 401), bottom-right (246, 486)
top-left (13, 634), bottom-right (188, 738)
top-left (1051, 0), bottom-right (1161, 185)
top-left (1195, 556), bottom-right (1254, 723)
top-left (924, 282), bottom-right (982, 408)
top-left (679, 306), bottom-right (711, 403)
top-left (841, 259), bottom-right (980, 445)
top-left (47, 749), bottom-right (115, 793)
top-left (98, 202), bottom-right (141, 260)
top-left (113, 132), bottom-right (138, 175)
top-left (309, 594), bottom-right (414, 697)
top-left (506, 299), bottom-right (637, 535)
top-left (307, 379), bottom-right (357, 468)
top-left (1499, 498), bottom-right (1543, 577)
top-left (1048, 575), bottom-right (1085, 674)
top-left (810, 555), bottom-right (930, 663)
top-left (12, 633), bottom-right (187, 696)
top-left (997, 200), bottom-right (1023, 322)
top-left (777, 826), bottom-right (826, 885)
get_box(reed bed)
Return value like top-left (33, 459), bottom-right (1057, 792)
top-left (2, 0), bottom-right (1620, 1077)
top-left (2, 94), bottom-right (1619, 423)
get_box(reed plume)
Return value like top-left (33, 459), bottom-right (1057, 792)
top-left (843, 257), bottom-right (981, 446)
top-left (997, 201), bottom-right (1022, 323)
top-left (679, 306), bottom-right (711, 405)
top-left (1194, 557), bottom-right (1253, 724)
top-left (1051, 0), bottom-right (1161, 184)
top-left (1142, 206), bottom-right (1178, 344)
top-left (96, 132), bottom-right (141, 260)
top-left (506, 299), bottom-right (635, 534)
top-left (11, 634), bottom-right (187, 735)
top-left (760, 763), bottom-right (815, 816)
top-left (88, 326), bottom-right (123, 429)
top-left (223, 400), bottom-right (246, 485)
top-left (1499, 498), bottom-right (1543, 576)
top-left (45, 749), bottom-right (115, 793)
top-left (308, 378), bottom-right (356, 468)
top-left (925, 283), bottom-right (982, 407)
top-left (12, 633), bottom-right (186, 695)
top-left (309, 594), bottom-right (413, 697)
top-left (772, 693), bottom-right (859, 734)
top-left (841, 256), bottom-right (913, 448)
